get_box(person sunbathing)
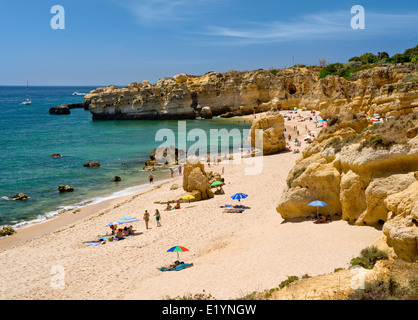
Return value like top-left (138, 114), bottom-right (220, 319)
top-left (224, 208), bottom-right (243, 213)
top-left (314, 214), bottom-right (327, 224)
top-left (115, 229), bottom-right (124, 239)
top-left (165, 203), bottom-right (173, 211)
top-left (174, 200), bottom-right (181, 209)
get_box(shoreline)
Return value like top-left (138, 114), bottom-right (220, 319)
top-left (0, 109), bottom-right (383, 300)
top-left (0, 109), bottom-right (316, 251)
top-left (0, 175), bottom-right (181, 252)
top-left (0, 116), bottom-right (254, 250)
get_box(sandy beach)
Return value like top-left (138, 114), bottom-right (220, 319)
top-left (0, 110), bottom-right (382, 300)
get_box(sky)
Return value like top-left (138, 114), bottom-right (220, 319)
top-left (0, 0), bottom-right (417, 86)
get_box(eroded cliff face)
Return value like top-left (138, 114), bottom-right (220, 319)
top-left (276, 112), bottom-right (418, 262)
top-left (84, 66), bottom-right (417, 120)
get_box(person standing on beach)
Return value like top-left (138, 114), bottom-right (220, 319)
top-left (149, 173), bottom-right (154, 184)
top-left (143, 210), bottom-right (150, 229)
top-left (170, 168), bottom-right (174, 178)
top-left (178, 165), bottom-right (182, 175)
top-left (155, 209), bottom-right (161, 227)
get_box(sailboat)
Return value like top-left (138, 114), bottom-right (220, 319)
top-left (21, 81), bottom-right (32, 105)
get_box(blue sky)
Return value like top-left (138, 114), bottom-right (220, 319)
top-left (0, 0), bottom-right (417, 86)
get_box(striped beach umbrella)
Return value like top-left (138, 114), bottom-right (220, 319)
top-left (167, 246), bottom-right (189, 260)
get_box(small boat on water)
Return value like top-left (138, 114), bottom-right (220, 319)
top-left (21, 81), bottom-right (32, 105)
top-left (72, 92), bottom-right (86, 96)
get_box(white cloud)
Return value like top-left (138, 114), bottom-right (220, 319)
top-left (202, 11), bottom-right (418, 45)
top-left (122, 0), bottom-right (224, 24)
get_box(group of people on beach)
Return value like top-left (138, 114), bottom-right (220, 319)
top-left (143, 209), bottom-right (161, 228)
top-left (109, 224), bottom-right (134, 238)
top-left (142, 200), bottom-right (182, 229)
top-left (150, 165), bottom-right (183, 183)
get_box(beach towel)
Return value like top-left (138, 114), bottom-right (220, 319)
top-left (83, 243), bottom-right (102, 247)
top-left (158, 263), bottom-right (194, 272)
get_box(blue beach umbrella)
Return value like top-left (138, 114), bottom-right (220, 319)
top-left (308, 200), bottom-right (328, 215)
top-left (231, 193), bottom-right (248, 202)
top-left (117, 215), bottom-right (140, 224)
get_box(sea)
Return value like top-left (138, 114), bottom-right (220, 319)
top-left (0, 86), bottom-right (252, 228)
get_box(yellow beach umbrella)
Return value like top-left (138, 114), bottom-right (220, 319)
top-left (182, 194), bottom-right (195, 203)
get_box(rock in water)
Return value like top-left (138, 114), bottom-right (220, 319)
top-left (112, 176), bottom-right (121, 182)
top-left (51, 153), bottom-right (62, 158)
top-left (8, 193), bottom-right (28, 200)
top-left (200, 106), bottom-right (213, 119)
top-left (58, 185), bottom-right (74, 192)
top-left (149, 145), bottom-right (186, 164)
top-left (83, 161), bottom-right (100, 167)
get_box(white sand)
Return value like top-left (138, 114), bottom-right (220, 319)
top-left (0, 111), bottom-right (382, 300)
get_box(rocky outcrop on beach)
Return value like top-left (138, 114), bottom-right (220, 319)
top-left (276, 112), bottom-right (418, 261)
top-left (182, 155), bottom-right (214, 201)
top-left (144, 145), bottom-right (186, 171)
top-left (49, 102), bottom-right (90, 115)
top-left (0, 226), bottom-right (16, 237)
top-left (248, 109), bottom-right (286, 155)
top-left (149, 145), bottom-right (186, 164)
top-left (84, 67), bottom-right (417, 120)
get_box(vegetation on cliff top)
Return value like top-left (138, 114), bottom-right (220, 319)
top-left (318, 45), bottom-right (417, 81)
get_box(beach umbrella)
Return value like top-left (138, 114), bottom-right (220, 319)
top-left (105, 221), bottom-right (120, 227)
top-left (117, 215), bottom-right (140, 224)
top-left (308, 200), bottom-right (328, 216)
top-left (211, 181), bottom-right (224, 187)
top-left (167, 246), bottom-right (189, 260)
top-left (182, 194), bottom-right (195, 203)
top-left (231, 193), bottom-right (248, 202)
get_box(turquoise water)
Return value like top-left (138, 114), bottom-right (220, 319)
top-left (0, 86), bottom-right (251, 227)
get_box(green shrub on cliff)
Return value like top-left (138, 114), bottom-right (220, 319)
top-left (347, 276), bottom-right (418, 300)
top-left (350, 246), bottom-right (388, 270)
top-left (287, 167), bottom-right (306, 187)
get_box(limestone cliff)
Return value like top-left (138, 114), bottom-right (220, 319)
top-left (84, 67), bottom-right (417, 120)
top-left (276, 112), bottom-right (418, 262)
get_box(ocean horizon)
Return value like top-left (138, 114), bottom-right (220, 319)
top-left (0, 86), bottom-right (251, 229)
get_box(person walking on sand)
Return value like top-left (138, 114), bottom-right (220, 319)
top-left (143, 210), bottom-right (150, 229)
top-left (178, 165), bottom-right (182, 175)
top-left (155, 209), bottom-right (161, 227)
top-left (149, 173), bottom-right (154, 184)
top-left (170, 168), bottom-right (174, 178)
